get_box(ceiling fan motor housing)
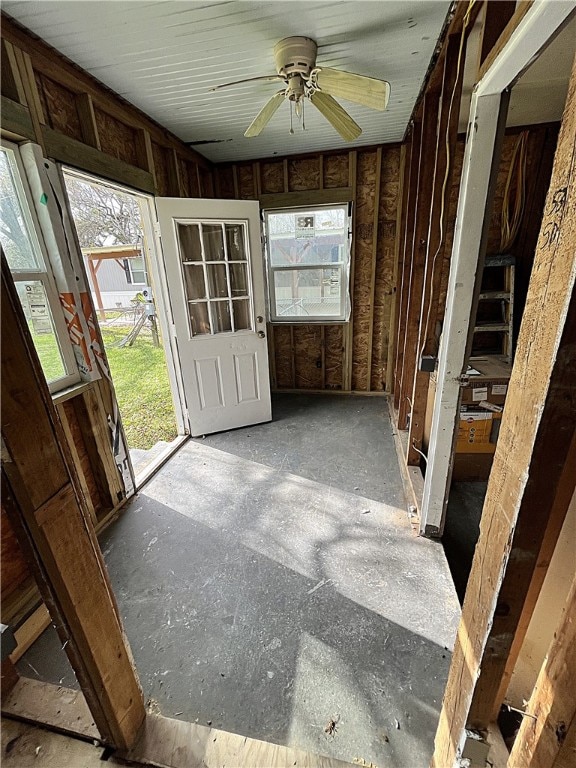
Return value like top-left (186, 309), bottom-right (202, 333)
top-left (274, 36), bottom-right (318, 79)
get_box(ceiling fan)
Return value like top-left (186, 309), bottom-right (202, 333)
top-left (210, 36), bottom-right (390, 141)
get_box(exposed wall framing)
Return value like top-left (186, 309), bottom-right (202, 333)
top-left (1, 254), bottom-right (146, 749)
top-left (432, 45), bottom-right (576, 761)
top-left (391, 9), bottom-right (559, 517)
top-left (214, 146), bottom-right (402, 394)
top-left (0, 16), bottom-right (210, 631)
top-left (0, 14), bottom-right (214, 198)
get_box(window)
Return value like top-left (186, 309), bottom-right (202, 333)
top-left (175, 220), bottom-right (252, 336)
top-left (124, 254), bottom-right (148, 285)
top-left (0, 142), bottom-right (79, 392)
top-left (264, 204), bottom-right (351, 322)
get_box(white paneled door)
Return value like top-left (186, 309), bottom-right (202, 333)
top-left (156, 198), bottom-right (271, 437)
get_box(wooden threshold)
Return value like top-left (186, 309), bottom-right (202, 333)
top-left (134, 434), bottom-right (189, 491)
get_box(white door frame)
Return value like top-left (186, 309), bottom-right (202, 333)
top-left (420, 0), bottom-right (576, 535)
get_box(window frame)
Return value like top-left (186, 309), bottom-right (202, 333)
top-left (263, 203), bottom-right (352, 324)
top-left (1, 139), bottom-right (81, 393)
top-left (124, 254), bottom-right (148, 286)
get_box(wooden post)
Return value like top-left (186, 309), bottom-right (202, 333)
top-left (366, 146), bottom-right (383, 391)
top-left (431, 48), bottom-right (576, 767)
top-left (477, 1), bottom-right (517, 72)
top-left (507, 575), bottom-right (576, 768)
top-left (386, 143), bottom-right (407, 395)
top-left (75, 93), bottom-right (101, 150)
top-left (1, 255), bottom-right (145, 750)
top-left (343, 150), bottom-right (357, 391)
top-left (397, 93), bottom-right (440, 431)
top-left (407, 33), bottom-right (466, 465)
top-left (393, 118), bottom-right (421, 412)
top-left (87, 256), bottom-right (106, 321)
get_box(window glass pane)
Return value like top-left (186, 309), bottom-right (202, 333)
top-left (210, 300), bottom-right (232, 333)
top-left (177, 223), bottom-right (202, 262)
top-left (183, 264), bottom-right (206, 300)
top-left (129, 255), bottom-right (147, 284)
top-left (207, 264), bottom-right (228, 298)
top-left (229, 262), bottom-right (248, 296)
top-left (16, 281), bottom-right (66, 381)
top-left (0, 148), bottom-right (40, 271)
top-left (188, 301), bottom-right (211, 335)
top-left (273, 268), bottom-right (342, 318)
top-left (233, 299), bottom-right (251, 331)
top-left (203, 224), bottom-right (225, 261)
top-left (267, 207), bottom-right (347, 267)
top-left (225, 224), bottom-right (246, 260)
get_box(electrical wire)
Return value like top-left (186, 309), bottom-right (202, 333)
top-left (419, 0), bottom-right (477, 362)
top-left (500, 131), bottom-right (528, 252)
top-left (411, 442), bottom-right (428, 463)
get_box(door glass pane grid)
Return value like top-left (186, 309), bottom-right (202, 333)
top-left (178, 219), bottom-right (253, 337)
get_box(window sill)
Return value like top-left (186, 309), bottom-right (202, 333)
top-left (51, 380), bottom-right (93, 405)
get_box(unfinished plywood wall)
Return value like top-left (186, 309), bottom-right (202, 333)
top-left (214, 146), bottom-right (402, 393)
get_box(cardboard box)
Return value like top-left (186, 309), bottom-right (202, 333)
top-left (455, 409), bottom-right (502, 453)
top-left (461, 356), bottom-right (512, 406)
top-left (457, 412), bottom-right (493, 449)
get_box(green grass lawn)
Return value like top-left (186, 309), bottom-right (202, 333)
top-left (102, 326), bottom-right (178, 450)
top-left (34, 324), bottom-right (177, 451)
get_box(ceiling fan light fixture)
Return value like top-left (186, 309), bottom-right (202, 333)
top-left (216, 34), bottom-right (390, 142)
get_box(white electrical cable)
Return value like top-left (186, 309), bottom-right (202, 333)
top-left (419, 0), bottom-right (477, 362)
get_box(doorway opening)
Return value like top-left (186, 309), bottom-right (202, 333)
top-left (63, 170), bottom-right (186, 483)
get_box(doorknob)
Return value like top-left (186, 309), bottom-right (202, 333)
top-left (257, 331), bottom-right (266, 339)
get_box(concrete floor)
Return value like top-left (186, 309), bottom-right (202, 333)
top-left (19, 394), bottom-right (460, 767)
top-left (442, 482), bottom-right (487, 603)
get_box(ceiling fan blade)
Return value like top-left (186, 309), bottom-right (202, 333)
top-left (313, 68), bottom-right (390, 111)
top-left (210, 75), bottom-right (282, 92)
top-left (309, 91), bottom-right (361, 142)
top-left (244, 91), bottom-right (286, 138)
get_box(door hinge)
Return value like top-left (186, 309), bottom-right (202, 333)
top-left (154, 221), bottom-right (161, 238)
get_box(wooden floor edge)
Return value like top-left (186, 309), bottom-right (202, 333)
top-left (2, 680), bottom-right (356, 767)
top-left (387, 399), bottom-right (423, 531)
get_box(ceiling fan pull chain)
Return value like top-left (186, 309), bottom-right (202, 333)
top-left (289, 100), bottom-right (294, 134)
top-left (302, 98), bottom-right (306, 131)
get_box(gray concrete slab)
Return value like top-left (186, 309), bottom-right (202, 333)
top-left (19, 395), bottom-right (459, 768)
top-left (195, 394), bottom-right (407, 509)
top-left (443, 482), bottom-right (488, 603)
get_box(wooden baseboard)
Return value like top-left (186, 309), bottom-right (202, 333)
top-left (388, 400), bottom-right (424, 531)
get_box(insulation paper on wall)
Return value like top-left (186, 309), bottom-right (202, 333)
top-left (19, 143), bottom-right (134, 497)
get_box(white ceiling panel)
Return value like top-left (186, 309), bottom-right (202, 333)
top-left (4, 0), bottom-right (452, 162)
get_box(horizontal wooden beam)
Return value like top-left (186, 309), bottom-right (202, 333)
top-left (42, 125), bottom-right (155, 194)
top-left (0, 95), bottom-right (35, 140)
top-left (259, 187), bottom-right (353, 209)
